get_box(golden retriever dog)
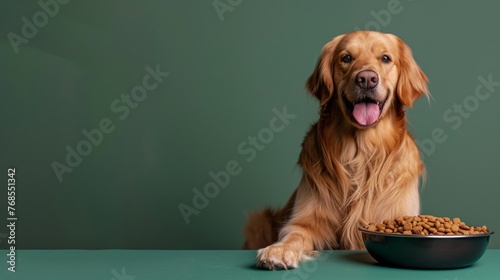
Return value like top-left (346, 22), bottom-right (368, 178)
top-left (242, 30), bottom-right (429, 270)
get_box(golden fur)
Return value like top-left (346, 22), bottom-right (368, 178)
top-left (242, 31), bottom-right (429, 270)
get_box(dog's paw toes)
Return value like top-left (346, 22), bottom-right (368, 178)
top-left (256, 243), bottom-right (299, 270)
top-left (282, 249), bottom-right (300, 268)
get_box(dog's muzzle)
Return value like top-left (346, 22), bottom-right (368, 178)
top-left (345, 70), bottom-right (386, 126)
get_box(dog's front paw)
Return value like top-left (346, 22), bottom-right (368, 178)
top-left (256, 243), bottom-right (304, 270)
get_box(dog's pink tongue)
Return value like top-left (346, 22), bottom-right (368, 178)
top-left (352, 102), bottom-right (380, 126)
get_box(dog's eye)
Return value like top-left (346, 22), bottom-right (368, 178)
top-left (381, 55), bottom-right (391, 63)
top-left (342, 54), bottom-right (353, 63)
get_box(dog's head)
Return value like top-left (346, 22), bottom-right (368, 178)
top-left (307, 31), bottom-right (428, 128)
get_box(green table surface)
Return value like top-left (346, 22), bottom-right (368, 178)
top-left (1, 249), bottom-right (500, 280)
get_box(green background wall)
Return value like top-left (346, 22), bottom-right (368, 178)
top-left (1, 0), bottom-right (499, 250)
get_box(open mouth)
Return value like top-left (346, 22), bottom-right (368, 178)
top-left (344, 95), bottom-right (386, 126)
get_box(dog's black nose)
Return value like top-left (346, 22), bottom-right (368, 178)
top-left (356, 70), bottom-right (379, 89)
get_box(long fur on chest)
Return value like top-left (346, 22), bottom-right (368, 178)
top-left (297, 103), bottom-right (422, 249)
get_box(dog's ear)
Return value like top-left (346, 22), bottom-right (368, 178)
top-left (396, 37), bottom-right (429, 108)
top-left (306, 35), bottom-right (345, 106)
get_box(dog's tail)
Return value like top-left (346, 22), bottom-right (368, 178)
top-left (241, 190), bottom-right (297, 250)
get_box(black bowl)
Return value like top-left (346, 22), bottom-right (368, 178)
top-left (359, 227), bottom-right (494, 269)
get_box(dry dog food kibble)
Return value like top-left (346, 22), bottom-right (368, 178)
top-left (365, 215), bottom-right (489, 236)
